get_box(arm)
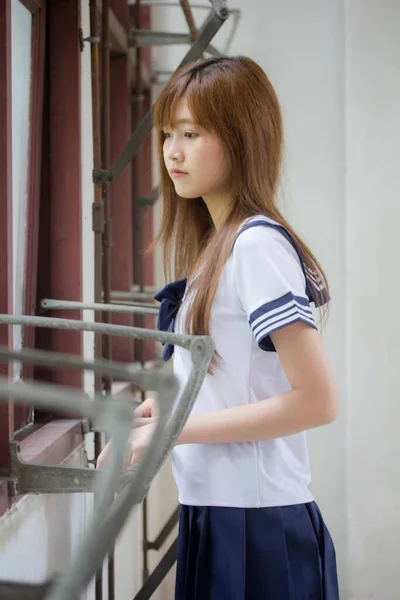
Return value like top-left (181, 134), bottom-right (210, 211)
top-left (177, 321), bottom-right (338, 445)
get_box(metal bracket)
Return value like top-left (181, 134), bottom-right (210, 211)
top-left (6, 441), bottom-right (96, 496)
top-left (92, 168), bottom-right (113, 183)
top-left (92, 201), bottom-right (105, 233)
top-left (83, 36), bottom-right (100, 44)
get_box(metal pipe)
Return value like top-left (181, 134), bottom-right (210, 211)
top-left (179, 0), bottom-right (204, 59)
top-left (0, 324), bottom-right (214, 599)
top-left (131, 0), bottom-right (150, 583)
top-left (0, 314), bottom-right (197, 348)
top-left (0, 346), bottom-right (171, 393)
top-left (180, 0), bottom-right (200, 35)
top-left (59, 331), bottom-right (213, 600)
top-left (133, 537), bottom-right (178, 600)
top-left (0, 377), bottom-right (131, 600)
top-left (130, 0), bottom-right (233, 9)
top-left (111, 291), bottom-right (156, 302)
top-left (100, 2), bottom-right (112, 595)
top-left (131, 286), bottom-right (156, 292)
top-left (101, 0), bottom-right (112, 368)
top-left (177, 2), bottom-right (228, 68)
top-left (41, 299), bottom-right (159, 316)
top-left (128, 30), bottom-right (191, 47)
top-left (88, 8), bottom-right (105, 597)
top-left (89, 0), bottom-right (104, 318)
top-left (0, 365), bottom-right (173, 600)
top-left (110, 300), bottom-right (157, 310)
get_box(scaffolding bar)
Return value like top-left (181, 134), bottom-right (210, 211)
top-left (129, 1), bottom-right (241, 55)
top-left (41, 299), bottom-right (159, 316)
top-left (128, 29), bottom-right (191, 46)
top-left (136, 185), bottom-right (160, 207)
top-left (133, 538), bottom-right (178, 600)
top-left (111, 291), bottom-right (156, 303)
top-left (93, 1), bottom-right (228, 184)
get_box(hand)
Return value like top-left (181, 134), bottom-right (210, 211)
top-left (124, 421), bottom-right (157, 467)
top-left (96, 439), bottom-right (112, 470)
top-left (96, 399), bottom-right (158, 469)
top-left (133, 397), bottom-right (158, 428)
top-left (96, 422), bottom-right (157, 469)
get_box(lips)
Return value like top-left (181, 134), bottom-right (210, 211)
top-left (171, 169), bottom-right (188, 179)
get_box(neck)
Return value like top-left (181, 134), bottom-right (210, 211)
top-left (202, 191), bottom-right (233, 230)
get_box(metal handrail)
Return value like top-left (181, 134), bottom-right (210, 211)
top-left (110, 290), bottom-right (157, 303)
top-left (0, 314), bottom-right (195, 348)
top-left (0, 317), bottom-right (214, 599)
top-left (0, 375), bottom-right (133, 600)
top-left (41, 298), bottom-right (159, 316)
top-left (0, 371), bottom-right (170, 600)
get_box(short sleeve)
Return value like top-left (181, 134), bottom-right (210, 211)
top-left (232, 225), bottom-right (318, 351)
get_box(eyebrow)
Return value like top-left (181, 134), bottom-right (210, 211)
top-left (173, 118), bottom-right (196, 126)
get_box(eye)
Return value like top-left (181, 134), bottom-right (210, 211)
top-left (184, 131), bottom-right (198, 139)
top-left (162, 131), bottom-right (172, 140)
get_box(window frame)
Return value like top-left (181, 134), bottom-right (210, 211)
top-left (0, 0), bottom-right (155, 517)
top-left (0, 0), bottom-right (84, 516)
top-left (0, 0), bottom-right (16, 476)
top-left (13, 0), bottom-right (47, 431)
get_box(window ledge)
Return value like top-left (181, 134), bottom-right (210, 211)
top-left (0, 419), bottom-right (83, 517)
top-left (18, 419), bottom-right (83, 466)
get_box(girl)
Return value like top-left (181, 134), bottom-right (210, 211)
top-left (99, 56), bottom-right (339, 599)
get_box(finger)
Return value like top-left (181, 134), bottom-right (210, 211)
top-left (134, 407), bottom-right (155, 420)
top-left (96, 442), bottom-right (111, 469)
top-left (96, 452), bottom-right (107, 469)
top-left (134, 416), bottom-right (157, 428)
top-left (133, 398), bottom-right (157, 419)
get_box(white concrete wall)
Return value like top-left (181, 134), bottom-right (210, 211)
top-left (345, 2), bottom-right (400, 599)
top-left (150, 1), bottom-right (400, 599)
top-left (0, 449), bottom-right (93, 600)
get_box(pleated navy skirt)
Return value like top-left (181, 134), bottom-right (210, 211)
top-left (175, 502), bottom-right (339, 600)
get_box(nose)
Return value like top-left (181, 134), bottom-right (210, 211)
top-left (167, 140), bottom-right (184, 163)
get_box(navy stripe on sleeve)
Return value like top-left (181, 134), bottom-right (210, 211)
top-left (249, 292), bottom-right (317, 351)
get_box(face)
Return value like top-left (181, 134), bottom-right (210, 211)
top-left (162, 99), bottom-right (231, 203)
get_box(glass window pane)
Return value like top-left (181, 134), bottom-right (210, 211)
top-left (11, 0), bottom-right (33, 381)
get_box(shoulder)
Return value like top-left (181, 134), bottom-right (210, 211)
top-left (232, 216), bottom-right (301, 266)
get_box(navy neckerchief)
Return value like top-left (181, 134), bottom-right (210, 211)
top-left (154, 277), bottom-right (187, 361)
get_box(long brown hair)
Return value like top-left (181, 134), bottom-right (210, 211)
top-left (153, 56), bottom-right (329, 344)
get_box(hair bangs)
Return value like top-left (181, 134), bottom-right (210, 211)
top-left (154, 67), bottom-right (220, 134)
top-left (153, 77), bottom-right (187, 133)
top-left (184, 78), bottom-right (218, 132)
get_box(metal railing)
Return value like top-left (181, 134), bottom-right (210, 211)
top-left (0, 313), bottom-right (214, 599)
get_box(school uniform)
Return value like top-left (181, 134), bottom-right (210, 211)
top-left (155, 215), bottom-right (339, 600)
